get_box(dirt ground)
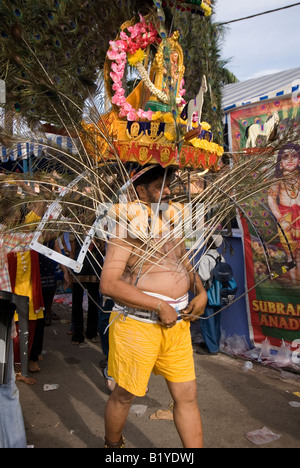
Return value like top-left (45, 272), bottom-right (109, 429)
top-left (17, 302), bottom-right (300, 449)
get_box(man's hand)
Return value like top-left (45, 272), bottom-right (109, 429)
top-left (181, 290), bottom-right (207, 322)
top-left (157, 301), bottom-right (179, 328)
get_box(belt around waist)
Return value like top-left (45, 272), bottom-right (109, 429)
top-left (125, 308), bottom-right (182, 324)
top-left (114, 292), bottom-right (189, 324)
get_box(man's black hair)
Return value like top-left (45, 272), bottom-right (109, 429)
top-left (133, 165), bottom-right (175, 189)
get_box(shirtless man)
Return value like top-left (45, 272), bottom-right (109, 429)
top-left (100, 165), bottom-right (207, 448)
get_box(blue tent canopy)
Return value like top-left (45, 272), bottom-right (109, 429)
top-left (222, 67), bottom-right (300, 113)
top-left (0, 135), bottom-right (75, 163)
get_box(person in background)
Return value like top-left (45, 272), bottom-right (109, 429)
top-left (9, 204), bottom-right (46, 374)
top-left (39, 233), bottom-right (70, 327)
top-left (69, 235), bottom-right (105, 345)
top-left (197, 234), bottom-right (224, 355)
top-left (28, 233), bottom-right (71, 373)
top-left (0, 201), bottom-right (34, 448)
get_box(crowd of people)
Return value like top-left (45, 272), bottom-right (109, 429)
top-left (0, 177), bottom-right (114, 447)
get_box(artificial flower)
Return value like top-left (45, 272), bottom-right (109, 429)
top-left (108, 18), bottom-right (161, 121)
top-left (151, 111), bottom-right (162, 121)
top-left (127, 110), bottom-right (138, 121)
top-left (119, 31), bottom-right (129, 41)
top-left (163, 113), bottom-right (174, 123)
top-left (145, 110), bottom-right (154, 120)
top-left (122, 102), bottom-right (133, 113)
top-left (128, 49), bottom-right (146, 67)
top-left (112, 82), bottom-right (122, 91)
top-left (164, 132), bottom-right (174, 141)
top-left (201, 122), bottom-right (211, 131)
top-left (111, 62), bottom-right (125, 73)
top-left (190, 138), bottom-right (224, 156)
top-left (107, 49), bottom-right (120, 61)
top-left (110, 71), bottom-right (123, 83)
top-left (201, 2), bottom-right (212, 16)
top-left (112, 94), bottom-right (126, 106)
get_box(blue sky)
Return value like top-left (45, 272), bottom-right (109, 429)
top-left (214, 0), bottom-right (300, 81)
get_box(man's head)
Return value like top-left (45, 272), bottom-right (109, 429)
top-left (133, 165), bottom-right (175, 204)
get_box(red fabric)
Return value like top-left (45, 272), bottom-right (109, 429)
top-left (279, 203), bottom-right (300, 240)
top-left (7, 250), bottom-right (44, 313)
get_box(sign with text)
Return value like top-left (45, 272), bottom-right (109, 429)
top-left (230, 97), bottom-right (300, 348)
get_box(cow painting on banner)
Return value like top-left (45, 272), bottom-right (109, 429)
top-left (230, 97), bottom-right (300, 349)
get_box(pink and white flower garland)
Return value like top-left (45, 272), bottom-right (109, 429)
top-left (107, 16), bottom-right (160, 121)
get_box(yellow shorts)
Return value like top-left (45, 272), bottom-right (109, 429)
top-left (107, 312), bottom-right (196, 397)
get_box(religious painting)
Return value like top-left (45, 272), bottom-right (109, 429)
top-left (230, 97), bottom-right (300, 348)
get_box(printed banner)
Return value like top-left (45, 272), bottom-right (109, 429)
top-left (230, 97), bottom-right (300, 348)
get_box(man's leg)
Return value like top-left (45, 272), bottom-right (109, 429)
top-left (0, 339), bottom-right (27, 448)
top-left (166, 379), bottom-right (203, 448)
top-left (104, 384), bottom-right (136, 446)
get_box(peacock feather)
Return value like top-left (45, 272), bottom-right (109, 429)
top-left (0, 0), bottom-right (229, 140)
top-left (1, 1), bottom-right (298, 317)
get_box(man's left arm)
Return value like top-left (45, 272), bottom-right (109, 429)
top-left (180, 244), bottom-right (207, 321)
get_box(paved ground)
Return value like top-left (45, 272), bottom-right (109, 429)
top-left (17, 302), bottom-right (300, 449)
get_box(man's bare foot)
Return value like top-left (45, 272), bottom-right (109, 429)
top-left (16, 374), bottom-right (37, 385)
top-left (29, 361), bottom-right (41, 372)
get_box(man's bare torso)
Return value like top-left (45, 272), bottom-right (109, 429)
top-left (122, 236), bottom-right (190, 299)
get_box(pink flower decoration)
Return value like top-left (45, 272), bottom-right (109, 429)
top-left (110, 71), bottom-right (123, 82)
top-left (137, 109), bottom-right (145, 118)
top-left (119, 31), bottom-right (129, 41)
top-left (115, 40), bottom-right (127, 51)
top-left (115, 87), bottom-right (125, 96)
top-left (112, 82), bottom-right (122, 91)
top-left (108, 18), bottom-right (159, 122)
top-left (112, 94), bottom-right (126, 106)
top-left (137, 109), bottom-right (154, 120)
top-left (118, 108), bottom-right (128, 118)
top-left (127, 110), bottom-right (138, 121)
top-left (145, 110), bottom-right (154, 120)
top-left (123, 102), bottom-right (133, 112)
top-left (111, 62), bottom-right (123, 73)
top-left (107, 50), bottom-right (119, 60)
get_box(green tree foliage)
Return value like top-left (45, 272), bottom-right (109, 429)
top-left (0, 0), bottom-right (237, 141)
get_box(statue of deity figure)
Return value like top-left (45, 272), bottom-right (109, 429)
top-left (145, 31), bottom-right (185, 113)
